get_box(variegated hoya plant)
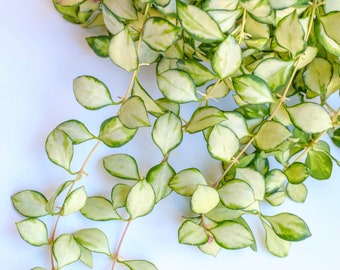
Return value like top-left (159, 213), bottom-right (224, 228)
top-left (12, 0), bottom-right (340, 269)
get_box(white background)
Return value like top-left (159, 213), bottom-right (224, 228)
top-left (1, 1), bottom-right (340, 269)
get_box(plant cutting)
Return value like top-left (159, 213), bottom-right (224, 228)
top-left (11, 0), bottom-right (340, 269)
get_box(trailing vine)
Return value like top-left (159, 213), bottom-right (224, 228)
top-left (12, 0), bottom-right (340, 269)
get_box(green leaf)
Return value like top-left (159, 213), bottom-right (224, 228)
top-left (240, 0), bottom-right (272, 18)
top-left (206, 202), bottom-right (245, 222)
top-left (287, 103), bottom-right (333, 133)
top-left (254, 58), bottom-right (294, 93)
top-left (218, 180), bottom-right (255, 210)
top-left (274, 11), bottom-right (306, 57)
top-left (119, 96), bottom-right (151, 128)
top-left (219, 112), bottom-right (249, 140)
top-left (126, 179), bottom-right (155, 219)
top-left (146, 162), bottom-right (175, 203)
top-left (265, 169), bottom-right (287, 194)
top-left (111, 184), bottom-right (131, 209)
top-left (263, 213), bottom-right (312, 241)
top-left (169, 168), bottom-right (207, 196)
top-left (178, 220), bottom-right (208, 245)
top-left (286, 183), bottom-right (308, 203)
top-left (208, 9), bottom-right (242, 33)
top-left (101, 3), bottom-right (124, 35)
top-left (177, 0), bottom-right (224, 43)
top-left (121, 260), bottom-right (157, 270)
top-left (74, 228), bottom-right (111, 255)
top-left (86, 35), bottom-right (110, 57)
top-left (56, 0), bottom-right (84, 6)
top-left (53, 234), bottom-right (81, 269)
top-left (320, 12), bottom-right (340, 44)
top-left (57, 120), bottom-right (95, 144)
top-left (265, 191), bottom-right (286, 206)
top-left (306, 149), bottom-right (333, 180)
top-left (330, 128), bottom-right (340, 147)
top-left (255, 121), bottom-right (292, 151)
top-left (207, 125), bottom-right (239, 162)
top-left (315, 17), bottom-right (340, 56)
top-left (233, 75), bottom-right (274, 104)
top-left (98, 116), bottom-right (137, 147)
top-left (11, 190), bottom-right (48, 218)
top-left (235, 168), bottom-right (265, 201)
top-left (45, 129), bottom-right (73, 171)
top-left (132, 79), bottom-right (163, 116)
top-left (303, 58), bottom-right (332, 95)
top-left (262, 221), bottom-right (291, 258)
top-left (296, 46), bottom-right (318, 69)
top-left (205, 80), bottom-right (230, 99)
top-left (199, 237), bottom-right (221, 257)
top-left (16, 219), bottom-right (49, 246)
top-left (191, 185), bottom-right (220, 214)
top-left (109, 29), bottom-right (138, 72)
top-left (103, 153), bottom-right (140, 180)
top-left (157, 69), bottom-right (198, 103)
top-left (285, 162), bottom-right (310, 184)
top-left (45, 181), bottom-right (72, 215)
top-left (61, 186), bottom-right (87, 216)
top-left (79, 245), bottom-right (93, 268)
top-left (212, 35), bottom-right (242, 79)
top-left (143, 17), bottom-right (180, 52)
top-left (210, 220), bottom-right (255, 249)
top-left (80, 196), bottom-right (120, 221)
top-left (186, 106), bottom-right (226, 133)
top-left (152, 112), bottom-right (183, 155)
top-left (102, 0), bottom-right (137, 21)
top-left (177, 59), bottom-right (216, 86)
top-left (73, 75), bottom-right (113, 110)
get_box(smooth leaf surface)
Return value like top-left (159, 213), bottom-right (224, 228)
top-left (285, 162), bottom-right (310, 184)
top-left (263, 213), bottom-right (312, 241)
top-left (103, 0), bottom-right (137, 21)
top-left (255, 121), bottom-right (292, 150)
top-left (191, 185), bottom-right (220, 214)
top-left (126, 179), bottom-right (155, 219)
top-left (16, 219), bottom-right (49, 246)
top-left (177, 59), bottom-right (216, 86)
top-left (74, 228), bottom-right (111, 255)
top-left (177, 1), bottom-right (224, 43)
top-left (57, 120), bottom-right (95, 144)
top-left (235, 168), bottom-right (265, 201)
top-left (80, 196), bottom-right (120, 221)
top-left (169, 168), bottom-right (207, 196)
top-left (262, 221), bottom-right (291, 257)
top-left (287, 103), bottom-right (333, 133)
top-left (275, 11), bottom-right (306, 56)
top-left (220, 112), bottom-right (249, 139)
top-left (11, 190), bottom-right (48, 218)
top-left (152, 112), bottom-right (183, 155)
top-left (62, 186), bottom-right (87, 216)
top-left (103, 153), bottom-right (140, 180)
top-left (306, 149), bottom-right (333, 180)
top-left (233, 75), bottom-right (274, 104)
top-left (146, 162), bottom-right (175, 202)
top-left (121, 260), bottom-right (157, 270)
top-left (286, 183), bottom-right (308, 203)
top-left (186, 106), bottom-right (226, 133)
top-left (208, 125), bottom-right (239, 162)
top-left (73, 75), bottom-right (113, 110)
top-left (218, 180), bottom-right (255, 210)
top-left (143, 17), bottom-right (180, 51)
top-left (119, 96), bottom-right (150, 128)
top-left (265, 169), bottom-right (287, 194)
top-left (212, 35), bottom-right (242, 79)
top-left (99, 117), bottom-right (137, 147)
top-left (45, 129), bottom-right (73, 171)
top-left (178, 220), bottom-right (208, 245)
top-left (157, 69), bottom-right (198, 103)
top-left (53, 234), bottom-right (81, 269)
top-left (210, 221), bottom-right (255, 249)
top-left (111, 184), bottom-right (131, 209)
top-left (109, 29), bottom-right (138, 72)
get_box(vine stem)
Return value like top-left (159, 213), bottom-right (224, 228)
top-left (49, 140), bottom-right (101, 270)
top-left (212, 0), bottom-right (319, 189)
top-left (111, 219), bottom-right (132, 270)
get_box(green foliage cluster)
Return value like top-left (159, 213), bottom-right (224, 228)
top-left (12, 0), bottom-right (340, 269)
